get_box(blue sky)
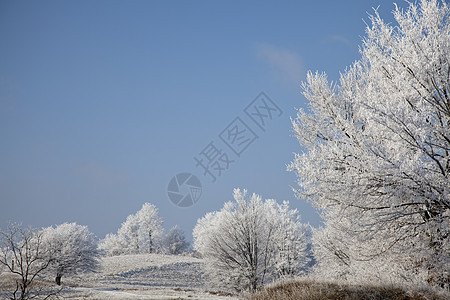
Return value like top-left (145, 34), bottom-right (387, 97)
top-left (0, 0), bottom-right (400, 241)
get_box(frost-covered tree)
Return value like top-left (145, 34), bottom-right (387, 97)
top-left (118, 214), bottom-right (140, 254)
top-left (289, 0), bottom-right (449, 287)
top-left (162, 225), bottom-right (190, 255)
top-left (99, 202), bottom-right (163, 256)
top-left (41, 223), bottom-right (100, 285)
top-left (0, 224), bottom-right (55, 300)
top-left (272, 201), bottom-right (311, 278)
top-left (0, 223), bottom-right (99, 298)
top-left (193, 189), bottom-right (310, 292)
top-left (98, 233), bottom-right (127, 256)
top-left (136, 203), bottom-right (163, 253)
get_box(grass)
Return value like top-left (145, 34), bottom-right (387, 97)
top-left (248, 279), bottom-right (448, 300)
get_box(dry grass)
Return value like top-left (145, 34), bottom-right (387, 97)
top-left (0, 272), bottom-right (62, 300)
top-left (248, 279), bottom-right (448, 300)
top-left (0, 272), bottom-right (57, 289)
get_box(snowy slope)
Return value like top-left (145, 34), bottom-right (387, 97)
top-left (1, 253), bottom-right (238, 300)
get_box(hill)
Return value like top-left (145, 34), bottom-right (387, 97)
top-left (0, 253), bottom-right (237, 300)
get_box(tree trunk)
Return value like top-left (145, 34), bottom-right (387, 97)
top-left (149, 230), bottom-right (153, 253)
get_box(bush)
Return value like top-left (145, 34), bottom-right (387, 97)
top-left (248, 279), bottom-right (448, 300)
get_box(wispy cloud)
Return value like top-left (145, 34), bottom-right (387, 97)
top-left (256, 43), bottom-right (304, 86)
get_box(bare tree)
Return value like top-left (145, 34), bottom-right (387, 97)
top-left (0, 223), bottom-right (58, 300)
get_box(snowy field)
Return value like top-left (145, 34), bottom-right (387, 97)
top-left (0, 254), bottom-right (239, 300)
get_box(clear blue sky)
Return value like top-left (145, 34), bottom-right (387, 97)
top-left (0, 0), bottom-right (400, 241)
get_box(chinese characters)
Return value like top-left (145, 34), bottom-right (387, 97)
top-left (194, 92), bottom-right (282, 183)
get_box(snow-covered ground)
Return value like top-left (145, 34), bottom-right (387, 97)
top-left (1, 254), bottom-right (239, 300)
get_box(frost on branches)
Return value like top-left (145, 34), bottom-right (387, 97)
top-left (289, 0), bottom-right (449, 288)
top-left (162, 225), bottom-right (190, 255)
top-left (0, 224), bottom-right (53, 299)
top-left (41, 222), bottom-right (100, 285)
top-left (193, 189), bottom-right (311, 292)
top-left (99, 203), bottom-right (163, 256)
top-left (0, 223), bottom-right (100, 299)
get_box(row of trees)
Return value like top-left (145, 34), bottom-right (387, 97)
top-left (98, 203), bottom-right (189, 256)
top-left (0, 203), bottom-right (189, 299)
top-left (193, 189), bottom-right (312, 292)
top-left (192, 0), bottom-right (448, 293)
top-left (289, 0), bottom-right (449, 288)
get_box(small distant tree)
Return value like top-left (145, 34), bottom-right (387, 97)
top-left (193, 189), bottom-right (310, 292)
top-left (118, 214), bottom-right (140, 254)
top-left (136, 203), bottom-right (163, 253)
top-left (41, 223), bottom-right (100, 285)
top-left (0, 224), bottom-right (57, 300)
top-left (99, 202), bottom-right (163, 256)
top-left (162, 226), bottom-right (190, 255)
top-left (98, 233), bottom-right (127, 256)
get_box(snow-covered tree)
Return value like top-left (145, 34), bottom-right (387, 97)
top-left (162, 225), bottom-right (190, 255)
top-left (289, 0), bottom-right (449, 288)
top-left (193, 189), bottom-right (310, 292)
top-left (272, 201), bottom-right (311, 278)
top-left (41, 222), bottom-right (100, 285)
top-left (118, 214), bottom-right (140, 254)
top-left (136, 203), bottom-right (163, 253)
top-left (0, 223), bottom-right (99, 298)
top-left (98, 233), bottom-right (127, 256)
top-left (99, 202), bottom-right (163, 256)
top-left (0, 224), bottom-right (55, 299)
